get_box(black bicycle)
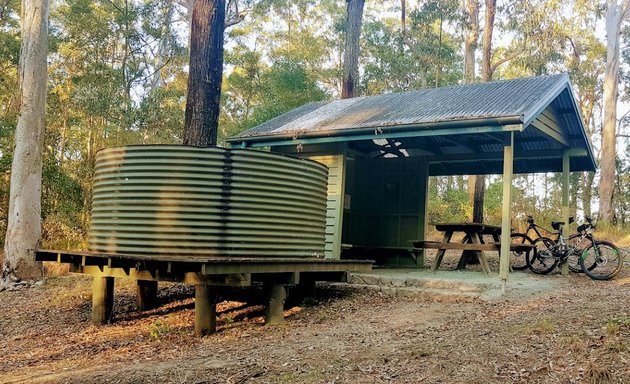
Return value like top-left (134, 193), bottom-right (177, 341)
top-left (526, 217), bottom-right (623, 280)
top-left (509, 215), bottom-right (574, 271)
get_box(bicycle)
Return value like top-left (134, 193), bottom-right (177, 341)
top-left (526, 217), bottom-right (623, 280)
top-left (509, 215), bottom-right (574, 271)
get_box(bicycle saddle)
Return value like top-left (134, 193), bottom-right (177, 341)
top-left (577, 223), bottom-right (589, 232)
top-left (551, 221), bottom-right (564, 230)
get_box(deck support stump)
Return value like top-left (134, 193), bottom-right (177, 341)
top-left (195, 284), bottom-right (217, 337)
top-left (265, 284), bottom-right (287, 325)
top-left (92, 276), bottom-right (114, 324)
top-left (136, 280), bottom-right (158, 311)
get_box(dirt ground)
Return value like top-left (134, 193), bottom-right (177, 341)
top-left (1, 252), bottom-right (630, 384)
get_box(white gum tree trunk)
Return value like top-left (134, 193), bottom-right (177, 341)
top-left (3, 0), bottom-right (49, 281)
top-left (598, 0), bottom-right (630, 224)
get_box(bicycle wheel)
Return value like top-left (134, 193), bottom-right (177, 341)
top-left (509, 233), bottom-right (533, 270)
top-left (567, 233), bottom-right (594, 273)
top-left (580, 241), bottom-right (623, 281)
top-left (528, 237), bottom-right (558, 274)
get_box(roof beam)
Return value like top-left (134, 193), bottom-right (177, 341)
top-left (245, 124), bottom-right (517, 148)
top-left (528, 107), bottom-right (570, 146)
top-left (439, 136), bottom-right (478, 153)
top-left (483, 133), bottom-right (504, 144)
top-left (531, 120), bottom-right (569, 146)
top-left (426, 148), bottom-right (588, 164)
top-left (394, 137), bottom-right (437, 155)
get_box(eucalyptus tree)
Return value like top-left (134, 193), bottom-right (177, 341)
top-left (469, 0), bottom-right (496, 224)
top-left (0, 0), bottom-right (20, 248)
top-left (341, 0), bottom-right (364, 98)
top-left (219, 0), bottom-right (339, 140)
top-left (499, 0), bottom-right (605, 220)
top-left (599, 0), bottom-right (630, 225)
top-left (463, 0), bottom-right (479, 84)
top-left (361, 0), bottom-right (463, 94)
top-left (3, 0), bottom-right (49, 281)
top-left (463, 0), bottom-right (479, 216)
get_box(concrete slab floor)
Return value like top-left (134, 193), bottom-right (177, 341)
top-left (348, 268), bottom-right (572, 301)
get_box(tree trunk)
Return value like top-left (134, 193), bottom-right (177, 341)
top-left (583, 171), bottom-right (595, 218)
top-left (464, 0), bottom-right (479, 221)
top-left (3, 0), bottom-right (49, 281)
top-left (472, 175), bottom-right (485, 223)
top-left (187, 0), bottom-right (194, 37)
top-left (341, 0), bottom-right (364, 99)
top-left (149, 1), bottom-right (174, 92)
top-left (457, 175), bottom-right (465, 192)
top-left (467, 175), bottom-right (476, 209)
top-left (401, 0), bottom-right (406, 38)
top-left (598, 0), bottom-right (630, 224)
top-left (183, 0), bottom-right (225, 147)
top-left (481, 0), bottom-right (495, 82)
top-left (470, 0), bottom-right (495, 223)
top-left (463, 0), bottom-right (479, 84)
top-left (57, 107), bottom-right (68, 166)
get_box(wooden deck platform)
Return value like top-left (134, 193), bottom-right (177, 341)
top-left (36, 250), bottom-right (372, 336)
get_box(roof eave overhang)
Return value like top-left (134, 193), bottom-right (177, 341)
top-left (521, 77), bottom-right (596, 172)
top-left (227, 115), bottom-right (525, 148)
top-left (564, 82), bottom-right (598, 172)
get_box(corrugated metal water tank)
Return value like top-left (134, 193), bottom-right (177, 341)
top-left (89, 145), bottom-right (328, 258)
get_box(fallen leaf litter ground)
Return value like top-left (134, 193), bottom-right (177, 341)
top-left (1, 250), bottom-right (629, 384)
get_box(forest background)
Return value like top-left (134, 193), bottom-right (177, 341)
top-left (1, 0), bottom-right (629, 252)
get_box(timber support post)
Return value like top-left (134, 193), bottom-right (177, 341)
top-left (265, 284), bottom-right (287, 325)
top-left (194, 284), bottom-right (217, 337)
top-left (92, 276), bottom-right (115, 324)
top-left (561, 152), bottom-right (571, 276)
top-left (136, 280), bottom-right (158, 311)
top-left (499, 131), bottom-right (514, 294)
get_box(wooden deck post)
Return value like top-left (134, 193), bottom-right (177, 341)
top-left (265, 284), bottom-right (287, 325)
top-left (499, 132), bottom-right (514, 293)
top-left (561, 152), bottom-right (571, 276)
top-left (136, 280), bottom-right (158, 311)
top-left (194, 284), bottom-right (217, 337)
top-left (92, 276), bottom-right (114, 324)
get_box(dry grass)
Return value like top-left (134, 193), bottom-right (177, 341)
top-left (523, 318), bottom-right (556, 335)
top-left (592, 225), bottom-right (630, 247)
top-left (584, 361), bottom-right (614, 384)
top-left (42, 261), bottom-right (70, 276)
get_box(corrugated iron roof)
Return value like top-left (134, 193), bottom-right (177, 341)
top-left (229, 73), bottom-right (597, 173)
top-left (233, 74), bottom-right (568, 139)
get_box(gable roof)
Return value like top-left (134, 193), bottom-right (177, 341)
top-left (228, 73), bottom-right (596, 174)
top-left (233, 74), bottom-right (567, 139)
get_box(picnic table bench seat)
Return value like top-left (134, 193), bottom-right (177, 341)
top-left (412, 235), bottom-right (537, 274)
top-left (412, 240), bottom-right (537, 253)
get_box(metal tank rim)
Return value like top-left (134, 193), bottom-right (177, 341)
top-left (94, 144), bottom-right (329, 171)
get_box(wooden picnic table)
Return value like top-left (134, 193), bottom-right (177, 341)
top-left (414, 223), bottom-right (502, 275)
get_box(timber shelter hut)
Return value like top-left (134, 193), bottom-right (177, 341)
top-left (227, 73), bottom-right (597, 289)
